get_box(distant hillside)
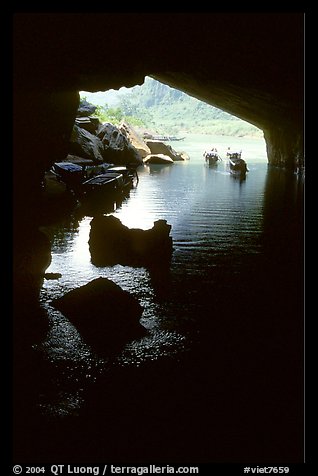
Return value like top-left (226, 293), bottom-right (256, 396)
top-left (80, 77), bottom-right (262, 137)
top-left (80, 87), bottom-right (130, 107)
top-left (125, 76), bottom-right (232, 117)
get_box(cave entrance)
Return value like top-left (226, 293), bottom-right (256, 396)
top-left (42, 76), bottom-right (267, 225)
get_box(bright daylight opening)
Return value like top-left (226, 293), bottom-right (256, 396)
top-left (80, 76), bottom-right (264, 140)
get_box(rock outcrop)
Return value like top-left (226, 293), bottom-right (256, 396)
top-left (89, 215), bottom-right (173, 268)
top-left (96, 122), bottom-right (143, 166)
top-left (119, 122), bottom-right (151, 159)
top-left (69, 124), bottom-right (105, 163)
top-left (76, 99), bottom-right (97, 117)
top-left (13, 228), bottom-right (52, 344)
top-left (145, 140), bottom-right (189, 161)
top-left (52, 277), bottom-right (145, 353)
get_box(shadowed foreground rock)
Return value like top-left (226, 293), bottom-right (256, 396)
top-left (52, 277), bottom-right (145, 354)
top-left (89, 215), bottom-right (173, 268)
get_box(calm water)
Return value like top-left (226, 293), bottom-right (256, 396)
top-left (33, 134), bottom-right (304, 462)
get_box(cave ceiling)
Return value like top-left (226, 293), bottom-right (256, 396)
top-left (14, 12), bottom-right (304, 130)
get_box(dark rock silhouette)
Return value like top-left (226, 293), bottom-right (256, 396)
top-left (69, 124), bottom-right (105, 163)
top-left (52, 277), bottom-right (145, 353)
top-left (89, 215), bottom-right (173, 268)
top-left (76, 98), bottom-right (97, 117)
top-left (13, 229), bottom-right (52, 347)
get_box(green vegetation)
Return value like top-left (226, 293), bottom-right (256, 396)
top-left (92, 105), bottom-right (146, 127)
top-left (80, 77), bottom-right (263, 138)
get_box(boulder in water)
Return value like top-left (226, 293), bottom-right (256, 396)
top-left (52, 277), bottom-right (145, 353)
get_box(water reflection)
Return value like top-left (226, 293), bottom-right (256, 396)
top-left (41, 217), bottom-right (80, 252)
top-left (145, 163), bottom-right (175, 175)
top-left (41, 158), bottom-right (272, 376)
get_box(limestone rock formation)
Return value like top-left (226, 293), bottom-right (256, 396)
top-left (89, 215), bottom-right (173, 268)
top-left (69, 124), bottom-right (105, 162)
top-left (77, 99), bottom-right (97, 117)
top-left (52, 277), bottom-right (145, 353)
top-left (97, 122), bottom-right (143, 166)
top-left (145, 140), bottom-right (189, 161)
top-left (119, 122), bottom-right (151, 159)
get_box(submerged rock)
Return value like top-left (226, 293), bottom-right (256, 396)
top-left (89, 215), bottom-right (173, 268)
top-left (52, 277), bottom-right (145, 353)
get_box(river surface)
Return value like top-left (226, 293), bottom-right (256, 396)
top-left (23, 134), bottom-right (305, 462)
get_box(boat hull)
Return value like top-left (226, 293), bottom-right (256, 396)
top-left (52, 162), bottom-right (85, 191)
top-left (204, 151), bottom-right (220, 166)
top-left (228, 158), bottom-right (248, 176)
top-left (206, 156), bottom-right (219, 166)
top-left (81, 172), bottom-right (124, 201)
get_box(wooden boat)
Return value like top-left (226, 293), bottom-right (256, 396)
top-left (225, 148), bottom-right (248, 176)
top-left (228, 157), bottom-right (249, 176)
top-left (52, 162), bottom-right (85, 191)
top-left (166, 136), bottom-right (185, 141)
top-left (81, 171), bottom-right (125, 201)
top-left (203, 149), bottom-right (222, 165)
top-left (143, 133), bottom-right (185, 142)
top-left (84, 162), bottom-right (112, 180)
top-left (107, 165), bottom-right (139, 189)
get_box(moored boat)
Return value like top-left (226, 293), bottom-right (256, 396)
top-left (52, 162), bottom-right (85, 191)
top-left (81, 171), bottom-right (125, 201)
top-left (143, 133), bottom-right (185, 142)
top-left (107, 165), bottom-right (139, 189)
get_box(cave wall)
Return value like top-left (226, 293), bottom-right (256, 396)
top-left (263, 126), bottom-right (304, 170)
top-left (13, 89), bottom-right (80, 319)
top-left (13, 90), bottom-right (80, 229)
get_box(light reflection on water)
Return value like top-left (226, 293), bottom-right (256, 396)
top-left (38, 134), bottom-right (303, 417)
